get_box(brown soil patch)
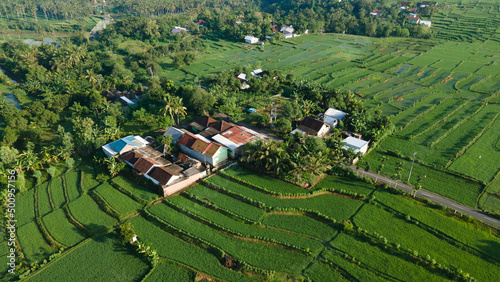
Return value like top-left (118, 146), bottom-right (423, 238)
top-left (442, 77), bottom-right (453, 84)
top-left (196, 273), bottom-right (213, 281)
top-left (266, 59), bottom-right (271, 61)
top-left (356, 93), bottom-right (365, 98)
top-left (307, 49), bottom-right (314, 51)
top-left (311, 58), bottom-right (323, 62)
top-left (290, 69), bottom-right (296, 72)
top-left (418, 71), bottom-right (424, 76)
top-left (337, 52), bottom-right (343, 55)
top-left (383, 79), bottom-right (389, 82)
top-left (432, 73), bottom-right (436, 77)
top-left (394, 97), bottom-right (403, 101)
top-left (222, 43), bottom-right (226, 46)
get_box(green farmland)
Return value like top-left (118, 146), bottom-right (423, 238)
top-left (11, 165), bottom-right (500, 281)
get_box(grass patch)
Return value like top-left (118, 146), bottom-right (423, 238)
top-left (67, 195), bottom-right (117, 232)
top-left (42, 209), bottom-right (86, 247)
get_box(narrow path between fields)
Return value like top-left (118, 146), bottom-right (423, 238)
top-left (349, 166), bottom-right (500, 229)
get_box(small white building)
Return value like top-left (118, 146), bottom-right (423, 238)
top-left (280, 25), bottom-right (295, 34)
top-left (323, 108), bottom-right (347, 127)
top-left (342, 137), bottom-right (369, 155)
top-left (244, 35), bottom-right (259, 44)
top-left (419, 20), bottom-right (432, 27)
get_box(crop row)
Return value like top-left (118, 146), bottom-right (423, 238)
top-left (204, 175), bottom-right (362, 221)
top-left (147, 204), bottom-right (312, 273)
top-left (110, 175), bottom-right (158, 202)
top-left (166, 196), bottom-right (324, 254)
top-left (94, 182), bottom-right (143, 218)
top-left (128, 216), bottom-right (257, 282)
top-left (67, 195), bottom-right (117, 233)
top-left (42, 209), bottom-right (86, 247)
top-left (373, 189), bottom-right (500, 262)
top-left (352, 204), bottom-right (499, 281)
top-left (397, 98), bottom-right (464, 139)
top-left (262, 214), bottom-right (337, 241)
top-left (186, 185), bottom-right (266, 222)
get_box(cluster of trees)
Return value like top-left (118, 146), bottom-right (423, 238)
top-left (241, 132), bottom-right (356, 184)
top-left (260, 0), bottom-right (436, 38)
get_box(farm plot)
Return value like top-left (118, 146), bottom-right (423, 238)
top-left (449, 117), bottom-right (500, 182)
top-left (222, 165), bottom-right (306, 195)
top-left (375, 83), bottom-right (423, 103)
top-left (371, 56), bottom-right (410, 72)
top-left (143, 261), bottom-right (196, 282)
top-left (321, 250), bottom-right (387, 282)
top-left (128, 216), bottom-right (257, 282)
top-left (352, 204), bottom-right (500, 282)
top-left (331, 233), bottom-right (444, 281)
top-left (50, 177), bottom-right (66, 209)
top-left (342, 74), bottom-right (387, 93)
top-left (376, 137), bottom-right (446, 167)
top-left (456, 75), bottom-right (485, 90)
top-left (313, 176), bottom-right (375, 195)
top-left (470, 75), bottom-right (500, 94)
top-left (453, 61), bottom-right (485, 74)
top-left (412, 102), bottom-right (483, 147)
top-left (327, 69), bottom-right (373, 89)
top-left (396, 98), bottom-right (464, 139)
top-left (94, 182), bottom-right (143, 217)
top-left (67, 195), bottom-right (117, 232)
top-left (374, 189), bottom-right (500, 261)
top-left (420, 70), bottom-right (452, 86)
top-left (16, 189), bottom-right (35, 227)
top-left (26, 233), bottom-right (150, 282)
top-left (434, 104), bottom-right (500, 160)
top-left (166, 196), bottom-right (324, 253)
top-left (148, 204), bottom-right (313, 273)
top-left (80, 166), bottom-right (98, 192)
top-left (17, 221), bottom-right (56, 263)
top-left (42, 209), bottom-right (86, 247)
top-left (304, 261), bottom-right (346, 281)
top-left (262, 214), bottom-right (337, 241)
top-left (360, 78), bottom-right (408, 99)
top-left (363, 150), bottom-right (483, 207)
top-left (37, 182), bottom-right (53, 217)
top-left (205, 175), bottom-right (363, 220)
top-left (110, 176), bottom-right (158, 202)
top-left (64, 171), bottom-right (80, 201)
top-left (407, 55), bottom-right (440, 67)
top-left (390, 92), bottom-right (447, 128)
top-left (187, 185), bottom-right (266, 222)
top-left (390, 88), bottom-right (441, 109)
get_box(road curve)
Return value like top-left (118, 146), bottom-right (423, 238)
top-left (350, 166), bottom-right (500, 230)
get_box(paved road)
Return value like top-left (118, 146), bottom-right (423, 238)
top-left (350, 166), bottom-right (500, 229)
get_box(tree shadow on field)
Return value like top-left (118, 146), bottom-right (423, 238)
top-left (477, 239), bottom-right (500, 261)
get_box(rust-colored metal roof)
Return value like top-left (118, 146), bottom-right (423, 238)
top-left (221, 126), bottom-right (254, 144)
top-left (133, 157), bottom-right (160, 174)
top-left (121, 151), bottom-right (143, 165)
top-left (177, 133), bottom-right (197, 148)
top-left (194, 116), bottom-right (218, 128)
top-left (408, 16), bottom-right (420, 21)
top-left (147, 166), bottom-right (179, 186)
top-left (177, 152), bottom-right (190, 163)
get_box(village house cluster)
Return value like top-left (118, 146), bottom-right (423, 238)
top-left (102, 116), bottom-right (266, 196)
top-left (371, 1), bottom-right (436, 27)
top-left (291, 107), bottom-right (370, 158)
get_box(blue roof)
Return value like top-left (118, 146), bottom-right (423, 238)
top-left (109, 137), bottom-right (137, 153)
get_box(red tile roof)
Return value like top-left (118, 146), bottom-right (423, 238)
top-left (121, 151), bottom-right (143, 165)
top-left (209, 120), bottom-right (233, 132)
top-left (177, 133), bottom-right (197, 148)
top-left (148, 166), bottom-right (179, 186)
top-left (194, 116), bottom-right (218, 128)
top-left (177, 152), bottom-right (190, 163)
top-left (408, 8), bottom-right (417, 12)
top-left (372, 10), bottom-right (382, 13)
top-left (408, 17), bottom-right (420, 21)
top-left (134, 157), bottom-right (160, 174)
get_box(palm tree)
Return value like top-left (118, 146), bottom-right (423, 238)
top-left (172, 97), bottom-right (187, 125)
top-left (160, 95), bottom-right (175, 124)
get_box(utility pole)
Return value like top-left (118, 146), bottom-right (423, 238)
top-left (408, 152), bottom-right (417, 182)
